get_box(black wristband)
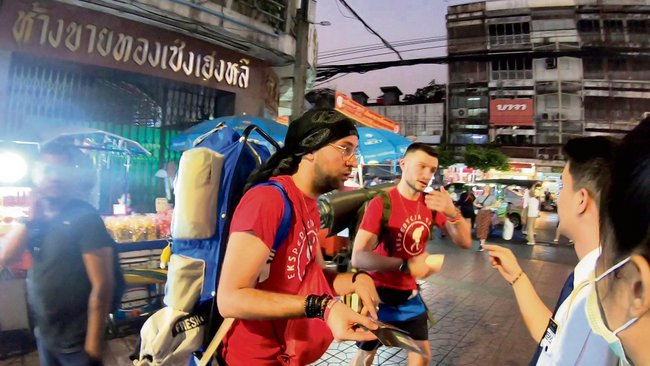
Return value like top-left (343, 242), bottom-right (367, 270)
top-left (305, 294), bottom-right (333, 319)
top-left (305, 294), bottom-right (320, 318)
top-left (399, 259), bottom-right (410, 274)
top-left (352, 271), bottom-right (370, 283)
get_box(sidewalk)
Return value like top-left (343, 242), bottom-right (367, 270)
top-left (1, 236), bottom-right (576, 366)
top-left (312, 237), bottom-right (576, 365)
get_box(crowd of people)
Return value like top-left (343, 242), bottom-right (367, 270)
top-left (0, 108), bottom-right (648, 366)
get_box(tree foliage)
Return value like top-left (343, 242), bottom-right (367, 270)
top-left (435, 144), bottom-right (456, 168)
top-left (402, 79), bottom-right (445, 104)
top-left (463, 145), bottom-right (510, 171)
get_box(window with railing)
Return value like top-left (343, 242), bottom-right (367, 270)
top-left (489, 22), bottom-right (530, 47)
top-left (578, 19), bottom-right (601, 43)
top-left (604, 20), bottom-right (625, 42)
top-left (628, 20), bottom-right (650, 44)
top-left (491, 58), bottom-right (533, 80)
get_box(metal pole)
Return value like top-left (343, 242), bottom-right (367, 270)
top-left (557, 46), bottom-right (563, 144)
top-left (291, 0), bottom-right (310, 121)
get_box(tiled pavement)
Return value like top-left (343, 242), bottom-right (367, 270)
top-left (311, 234), bottom-right (576, 366)
top-left (1, 213), bottom-right (577, 365)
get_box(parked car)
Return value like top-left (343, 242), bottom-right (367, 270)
top-left (446, 179), bottom-right (540, 229)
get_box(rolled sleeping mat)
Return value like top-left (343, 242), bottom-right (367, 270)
top-left (318, 183), bottom-right (394, 237)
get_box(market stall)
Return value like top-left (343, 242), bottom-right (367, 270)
top-left (0, 131), bottom-right (173, 342)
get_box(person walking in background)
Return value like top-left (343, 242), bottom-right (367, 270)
top-left (589, 117), bottom-right (650, 366)
top-left (457, 187), bottom-right (476, 230)
top-left (525, 190), bottom-right (540, 245)
top-left (484, 136), bottom-right (618, 365)
top-left (474, 185), bottom-right (499, 250)
top-left (0, 143), bottom-right (117, 366)
top-left (349, 143), bottom-right (471, 366)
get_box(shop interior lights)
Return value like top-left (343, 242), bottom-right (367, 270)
top-left (0, 151), bottom-right (28, 184)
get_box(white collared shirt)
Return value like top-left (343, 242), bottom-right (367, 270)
top-left (536, 248), bottom-right (617, 366)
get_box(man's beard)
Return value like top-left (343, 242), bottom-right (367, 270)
top-left (313, 164), bottom-right (342, 195)
top-left (405, 177), bottom-right (424, 193)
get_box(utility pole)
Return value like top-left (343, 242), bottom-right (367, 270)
top-left (291, 0), bottom-right (310, 122)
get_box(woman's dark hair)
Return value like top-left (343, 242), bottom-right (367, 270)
top-left (600, 117), bottom-right (650, 261)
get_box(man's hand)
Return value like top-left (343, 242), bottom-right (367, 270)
top-left (424, 187), bottom-right (457, 218)
top-left (351, 273), bottom-right (379, 320)
top-left (326, 301), bottom-right (378, 342)
top-left (407, 253), bottom-right (439, 279)
top-left (482, 244), bottom-right (523, 284)
top-left (84, 341), bottom-right (103, 363)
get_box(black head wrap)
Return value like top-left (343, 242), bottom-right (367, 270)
top-left (245, 108), bottom-right (358, 190)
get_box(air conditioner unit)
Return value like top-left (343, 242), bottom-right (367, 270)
top-left (537, 153), bottom-right (550, 160)
top-left (466, 78), bottom-right (475, 84)
top-left (456, 108), bottom-right (469, 118)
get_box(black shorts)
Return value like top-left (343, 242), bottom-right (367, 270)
top-left (356, 287), bottom-right (428, 351)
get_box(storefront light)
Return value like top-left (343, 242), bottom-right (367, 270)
top-left (0, 152), bottom-right (28, 184)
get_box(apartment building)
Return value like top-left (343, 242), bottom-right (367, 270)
top-left (447, 0), bottom-right (649, 160)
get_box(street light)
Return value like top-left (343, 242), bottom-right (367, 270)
top-left (309, 20), bottom-right (331, 26)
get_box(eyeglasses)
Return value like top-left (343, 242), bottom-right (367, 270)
top-left (328, 143), bottom-right (358, 160)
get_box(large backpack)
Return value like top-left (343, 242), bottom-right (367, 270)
top-left (133, 123), bottom-right (291, 366)
top-left (317, 184), bottom-right (392, 272)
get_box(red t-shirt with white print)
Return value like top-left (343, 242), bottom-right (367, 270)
top-left (359, 187), bottom-right (447, 291)
top-left (221, 175), bottom-right (324, 365)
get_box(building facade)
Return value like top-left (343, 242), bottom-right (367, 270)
top-left (447, 0), bottom-right (649, 160)
top-left (351, 86), bottom-right (444, 144)
top-left (0, 0), bottom-right (310, 211)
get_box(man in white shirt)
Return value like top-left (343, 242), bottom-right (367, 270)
top-left (484, 136), bottom-right (619, 365)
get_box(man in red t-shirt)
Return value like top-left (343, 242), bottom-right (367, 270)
top-left (350, 143), bottom-right (472, 366)
top-left (217, 109), bottom-right (380, 366)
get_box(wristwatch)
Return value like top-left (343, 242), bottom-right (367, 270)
top-left (399, 259), bottom-right (410, 274)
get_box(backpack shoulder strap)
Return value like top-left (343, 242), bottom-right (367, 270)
top-left (374, 190), bottom-right (393, 256)
top-left (378, 190), bottom-right (391, 230)
top-left (256, 181), bottom-right (293, 253)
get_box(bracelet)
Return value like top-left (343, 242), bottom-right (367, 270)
top-left (352, 271), bottom-right (370, 283)
top-left (399, 259), bottom-right (410, 274)
top-left (510, 271), bottom-right (524, 286)
top-left (446, 209), bottom-right (462, 224)
top-left (323, 298), bottom-right (339, 322)
top-left (304, 294), bottom-right (333, 319)
top-left (304, 295), bottom-right (319, 318)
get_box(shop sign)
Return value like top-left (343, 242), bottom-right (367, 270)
top-left (335, 92), bottom-right (400, 133)
top-left (2, 1), bottom-right (258, 90)
top-left (489, 99), bottom-right (534, 126)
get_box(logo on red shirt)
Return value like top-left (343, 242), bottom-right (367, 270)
top-left (287, 218), bottom-right (318, 281)
top-left (396, 214), bottom-right (432, 256)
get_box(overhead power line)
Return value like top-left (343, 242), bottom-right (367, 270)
top-left (336, 0), bottom-right (403, 61)
top-left (319, 37), bottom-right (449, 61)
top-left (315, 48), bottom-right (650, 82)
top-left (319, 36), bottom-right (447, 57)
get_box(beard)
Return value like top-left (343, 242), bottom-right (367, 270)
top-left (313, 164), bottom-right (343, 195)
top-left (405, 177), bottom-right (424, 193)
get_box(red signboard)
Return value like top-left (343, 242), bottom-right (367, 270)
top-left (335, 92), bottom-right (400, 133)
top-left (489, 99), bottom-right (534, 127)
